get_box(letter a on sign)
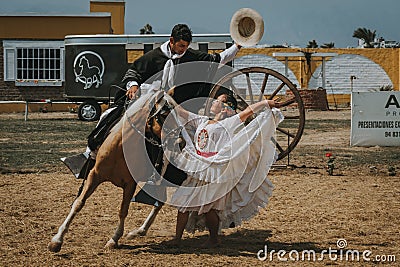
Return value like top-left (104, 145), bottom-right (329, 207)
top-left (385, 95), bottom-right (400, 108)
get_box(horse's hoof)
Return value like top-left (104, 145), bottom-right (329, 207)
top-left (104, 238), bottom-right (118, 250)
top-left (126, 229), bottom-right (146, 240)
top-left (48, 241), bottom-right (62, 253)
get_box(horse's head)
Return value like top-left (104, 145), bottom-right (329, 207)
top-left (79, 56), bottom-right (89, 68)
top-left (146, 91), bottom-right (179, 140)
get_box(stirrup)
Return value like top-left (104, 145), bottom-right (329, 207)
top-left (131, 183), bottom-right (166, 207)
top-left (61, 152), bottom-right (94, 179)
top-left (78, 157), bottom-right (96, 179)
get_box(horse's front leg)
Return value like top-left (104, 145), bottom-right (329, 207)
top-left (126, 205), bottom-right (162, 239)
top-left (48, 173), bottom-right (101, 252)
top-left (105, 182), bottom-right (136, 249)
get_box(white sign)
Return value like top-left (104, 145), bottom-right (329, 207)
top-left (351, 92), bottom-right (400, 146)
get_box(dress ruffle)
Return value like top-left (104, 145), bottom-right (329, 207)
top-left (176, 171), bottom-right (274, 233)
top-left (166, 109), bottom-right (281, 186)
top-left (168, 109), bottom-right (283, 231)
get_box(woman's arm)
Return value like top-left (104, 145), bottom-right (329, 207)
top-left (238, 99), bottom-right (277, 122)
top-left (174, 104), bottom-right (190, 121)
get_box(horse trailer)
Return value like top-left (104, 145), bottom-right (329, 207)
top-left (64, 34), bottom-right (232, 121)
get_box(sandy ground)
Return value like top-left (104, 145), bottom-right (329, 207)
top-left (0, 109), bottom-right (399, 266)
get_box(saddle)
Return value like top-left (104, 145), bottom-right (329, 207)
top-left (87, 105), bottom-right (125, 151)
top-left (87, 91), bottom-right (127, 151)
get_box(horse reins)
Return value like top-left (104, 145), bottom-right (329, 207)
top-left (124, 92), bottom-right (181, 149)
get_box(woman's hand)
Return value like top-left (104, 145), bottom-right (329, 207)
top-left (238, 98), bottom-right (282, 122)
top-left (266, 98), bottom-right (282, 109)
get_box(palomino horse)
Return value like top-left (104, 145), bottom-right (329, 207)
top-left (48, 91), bottom-right (178, 252)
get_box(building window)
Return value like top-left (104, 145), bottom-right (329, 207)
top-left (3, 41), bottom-right (64, 86)
top-left (17, 48), bottom-right (61, 81)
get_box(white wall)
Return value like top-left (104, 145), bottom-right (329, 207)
top-left (233, 54), bottom-right (299, 95)
top-left (309, 54), bottom-right (393, 93)
top-left (234, 53), bottom-right (393, 94)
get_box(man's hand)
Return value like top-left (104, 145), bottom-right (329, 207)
top-left (126, 85), bottom-right (139, 99)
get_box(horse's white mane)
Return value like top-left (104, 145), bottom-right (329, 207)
top-left (124, 91), bottom-right (176, 120)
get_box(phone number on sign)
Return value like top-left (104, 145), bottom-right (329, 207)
top-left (385, 131), bottom-right (400, 137)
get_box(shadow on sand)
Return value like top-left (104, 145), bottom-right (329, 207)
top-left (119, 229), bottom-right (322, 257)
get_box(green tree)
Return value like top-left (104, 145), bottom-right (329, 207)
top-left (353, 27), bottom-right (376, 48)
top-left (320, 42), bottom-right (335, 48)
top-left (306, 40), bottom-right (318, 48)
top-left (140, 24), bottom-right (154, 34)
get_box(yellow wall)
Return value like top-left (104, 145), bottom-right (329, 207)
top-left (90, 1), bottom-right (125, 34)
top-left (0, 16), bottom-right (112, 39)
top-left (127, 50), bottom-right (145, 63)
top-left (127, 47), bottom-right (399, 91)
top-left (237, 47), bottom-right (400, 91)
top-left (125, 46), bottom-right (399, 107)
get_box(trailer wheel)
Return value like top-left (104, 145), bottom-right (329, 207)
top-left (78, 100), bottom-right (101, 121)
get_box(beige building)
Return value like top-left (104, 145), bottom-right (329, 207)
top-left (0, 0), bottom-right (125, 113)
top-left (90, 0), bottom-right (125, 34)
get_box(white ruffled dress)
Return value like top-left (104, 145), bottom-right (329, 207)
top-left (168, 108), bottom-right (283, 232)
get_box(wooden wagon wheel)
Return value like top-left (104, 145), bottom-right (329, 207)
top-left (205, 67), bottom-right (305, 161)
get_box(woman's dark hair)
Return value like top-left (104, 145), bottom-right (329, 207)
top-left (215, 91), bottom-right (237, 110)
top-left (171, 24), bottom-right (193, 43)
top-left (225, 93), bottom-right (238, 110)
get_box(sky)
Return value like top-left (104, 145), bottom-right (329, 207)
top-left (1, 0), bottom-right (399, 48)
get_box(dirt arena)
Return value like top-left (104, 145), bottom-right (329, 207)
top-left (1, 109), bottom-right (399, 266)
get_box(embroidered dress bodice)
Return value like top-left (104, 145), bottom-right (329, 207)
top-left (193, 115), bottom-right (242, 155)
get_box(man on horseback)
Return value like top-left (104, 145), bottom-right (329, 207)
top-left (50, 10), bottom-right (273, 252)
top-left (122, 24), bottom-right (240, 108)
top-left (67, 23), bottom-right (241, 190)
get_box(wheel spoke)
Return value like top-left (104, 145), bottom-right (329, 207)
top-left (278, 96), bottom-right (297, 108)
top-left (230, 83), bottom-right (240, 95)
top-left (284, 115), bottom-right (300, 120)
top-left (273, 138), bottom-right (284, 153)
top-left (258, 73), bottom-right (269, 101)
top-left (245, 73), bottom-right (254, 104)
top-left (277, 127), bottom-right (296, 138)
top-left (270, 82), bottom-right (285, 98)
top-left (230, 84), bottom-right (248, 107)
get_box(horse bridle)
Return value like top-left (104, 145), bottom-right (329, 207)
top-left (125, 92), bottom-right (184, 178)
top-left (125, 92), bottom-right (182, 149)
